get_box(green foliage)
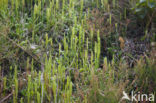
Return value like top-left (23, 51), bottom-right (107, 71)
top-left (134, 57), bottom-right (156, 92)
top-left (133, 0), bottom-right (156, 16)
top-left (0, 0), bottom-right (156, 103)
top-left (132, 0), bottom-right (156, 27)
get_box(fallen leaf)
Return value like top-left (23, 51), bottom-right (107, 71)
top-left (119, 36), bottom-right (125, 49)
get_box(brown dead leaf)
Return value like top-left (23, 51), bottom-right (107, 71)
top-left (119, 36), bottom-right (125, 49)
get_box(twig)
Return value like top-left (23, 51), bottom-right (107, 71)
top-left (0, 92), bottom-right (13, 103)
top-left (0, 33), bottom-right (45, 66)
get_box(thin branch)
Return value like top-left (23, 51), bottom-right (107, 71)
top-left (0, 33), bottom-right (45, 66)
top-left (0, 92), bottom-right (13, 103)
